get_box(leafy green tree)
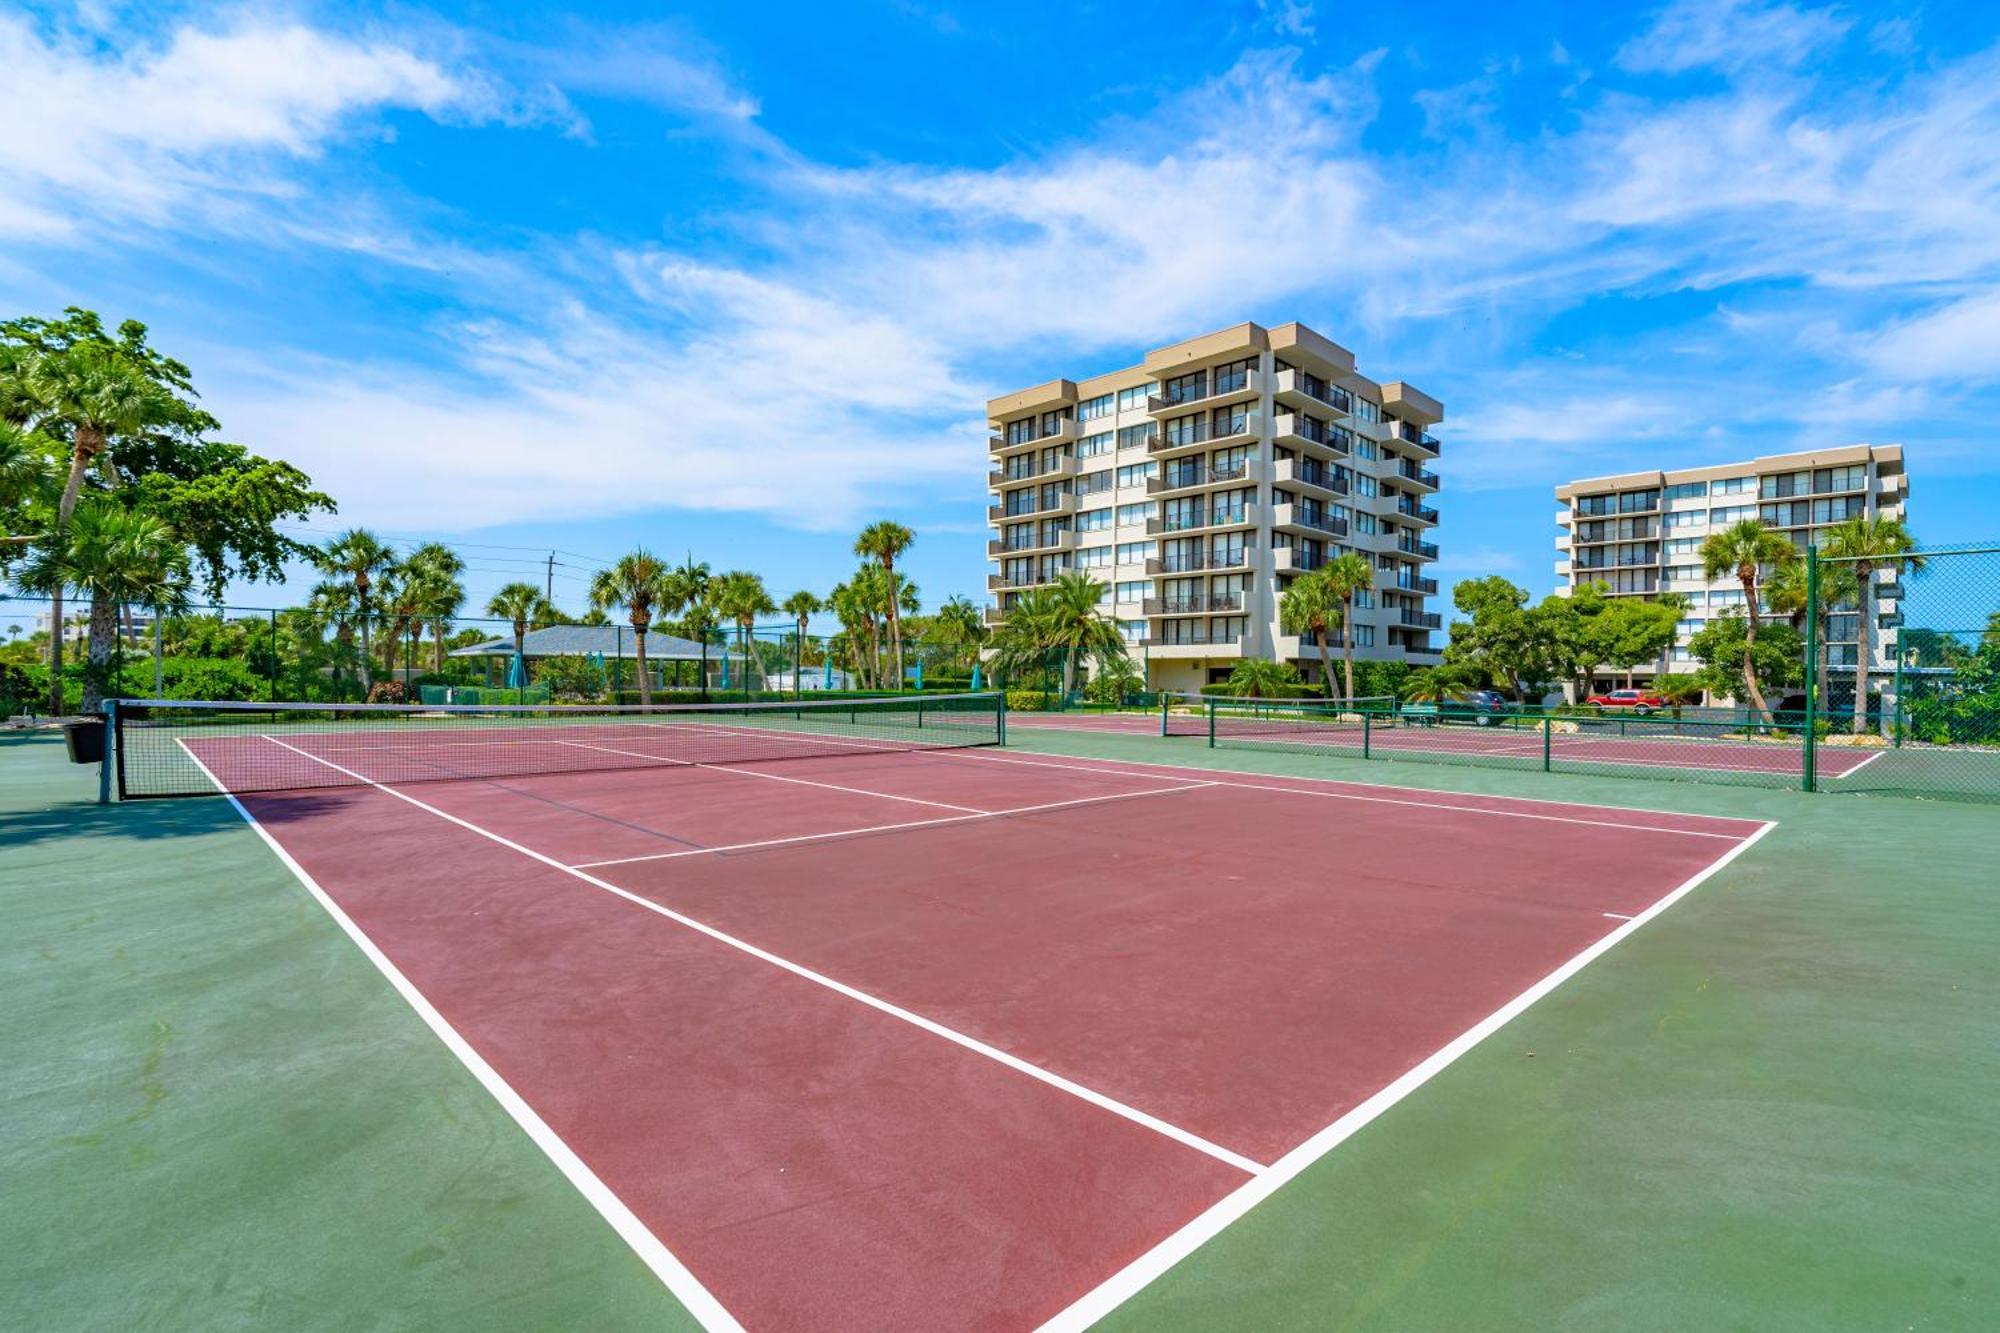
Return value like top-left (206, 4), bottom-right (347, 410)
top-left (1700, 519), bottom-right (1800, 721)
top-left (1821, 515), bottom-right (1923, 732)
top-left (1596, 596), bottom-right (1683, 689)
top-left (781, 590), bottom-right (823, 687)
top-left (1038, 571), bottom-right (1128, 695)
top-left (931, 594), bottom-right (985, 677)
top-left (854, 521), bottom-right (915, 688)
top-left (1226, 657), bottom-right (1300, 699)
top-left (402, 542), bottom-right (466, 674)
top-left (589, 550), bottom-right (672, 705)
top-left (1688, 613), bottom-right (1805, 705)
top-left (1445, 575), bottom-right (1557, 703)
top-left (486, 582), bottom-right (554, 681)
top-left (1401, 663), bottom-right (1478, 703)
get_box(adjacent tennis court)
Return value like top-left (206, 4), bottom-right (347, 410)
top-left (103, 695), bottom-right (1772, 1329)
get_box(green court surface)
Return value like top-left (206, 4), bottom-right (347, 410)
top-left (4, 725), bottom-right (1996, 1330)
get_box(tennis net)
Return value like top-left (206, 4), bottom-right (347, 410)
top-left (112, 693), bottom-right (1006, 799)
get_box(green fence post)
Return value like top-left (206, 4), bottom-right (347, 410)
top-left (98, 697), bottom-right (116, 805)
top-left (1363, 709), bottom-right (1371, 759)
top-left (1542, 716), bottom-right (1552, 772)
top-left (1159, 691), bottom-right (1169, 737)
top-left (1207, 697), bottom-right (1217, 748)
top-left (1803, 545), bottom-right (1819, 792)
top-left (996, 689), bottom-right (1007, 746)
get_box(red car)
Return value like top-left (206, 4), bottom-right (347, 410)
top-left (1586, 688), bottom-right (1665, 713)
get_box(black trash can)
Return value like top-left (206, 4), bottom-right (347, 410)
top-left (64, 719), bottom-right (106, 765)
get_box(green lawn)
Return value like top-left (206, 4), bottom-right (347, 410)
top-left (3, 724), bottom-right (1993, 1330)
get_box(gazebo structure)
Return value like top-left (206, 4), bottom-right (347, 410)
top-left (450, 624), bottom-right (715, 691)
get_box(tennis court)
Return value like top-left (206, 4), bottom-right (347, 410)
top-left (104, 695), bottom-right (1771, 1329)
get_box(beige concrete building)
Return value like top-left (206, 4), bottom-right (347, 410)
top-left (985, 321), bottom-right (1445, 692)
top-left (1554, 444), bottom-right (1909, 692)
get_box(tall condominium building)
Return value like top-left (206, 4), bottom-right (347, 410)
top-left (1553, 444), bottom-right (1909, 692)
top-left (985, 321), bottom-right (1445, 692)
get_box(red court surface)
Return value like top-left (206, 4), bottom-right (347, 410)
top-left (194, 732), bottom-right (1773, 1331)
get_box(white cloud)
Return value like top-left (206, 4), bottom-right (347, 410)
top-left (1616, 0), bottom-right (1850, 76)
top-left (1866, 291), bottom-right (2000, 383)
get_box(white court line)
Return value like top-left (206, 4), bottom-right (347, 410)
top-left (1037, 817), bottom-right (1780, 1332)
top-left (171, 740), bottom-right (745, 1332)
top-left (570, 781), bottom-right (1220, 869)
top-left (553, 738), bottom-right (990, 814)
top-left (1820, 748), bottom-right (1888, 780)
top-left (929, 748), bottom-right (1754, 840)
top-left (252, 736), bottom-right (1260, 1176)
top-left (1601, 911), bottom-right (1635, 921)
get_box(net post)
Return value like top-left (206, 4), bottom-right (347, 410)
top-left (98, 697), bottom-right (116, 805)
top-left (1207, 696), bottom-right (1216, 749)
top-left (1363, 709), bottom-right (1371, 759)
top-left (1159, 691), bottom-right (1168, 738)
top-left (996, 690), bottom-right (1007, 746)
top-left (1542, 716), bottom-right (1552, 772)
top-left (1803, 545), bottom-right (1819, 792)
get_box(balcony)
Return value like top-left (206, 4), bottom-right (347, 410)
top-left (987, 530), bottom-right (1076, 557)
top-left (987, 455), bottom-right (1079, 489)
top-left (1146, 369), bottom-right (1266, 415)
top-left (1146, 505), bottom-right (1257, 537)
top-left (1145, 546), bottom-right (1254, 576)
top-left (1274, 457), bottom-right (1349, 497)
top-left (989, 419), bottom-right (1078, 454)
top-left (1273, 546), bottom-right (1326, 575)
top-left (1271, 410), bottom-right (1349, 455)
top-left (1141, 594), bottom-right (1244, 617)
top-left (1140, 633), bottom-right (1252, 659)
top-left (983, 606), bottom-right (1008, 627)
top-left (1147, 459), bottom-right (1256, 496)
top-left (1395, 464), bottom-right (1442, 491)
top-left (1276, 632), bottom-right (1347, 657)
top-left (1399, 609), bottom-right (1444, 630)
top-left (1396, 538), bottom-right (1440, 560)
top-left (987, 572), bottom-right (1061, 592)
top-left (1409, 432), bottom-right (1441, 457)
top-left (1395, 500), bottom-right (1440, 526)
top-left (1272, 503), bottom-right (1349, 539)
top-left (1272, 366), bottom-right (1351, 416)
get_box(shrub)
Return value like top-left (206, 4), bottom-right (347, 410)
top-left (1005, 690), bottom-right (1054, 712)
top-left (367, 680), bottom-right (410, 704)
top-left (538, 654), bottom-right (608, 702)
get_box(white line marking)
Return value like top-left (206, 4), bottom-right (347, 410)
top-left (1601, 911), bottom-right (1635, 921)
top-left (554, 738), bottom-right (991, 814)
top-left (1821, 748), bottom-right (1888, 780)
top-left (970, 740), bottom-right (1767, 830)
top-left (171, 740), bottom-right (744, 1332)
top-left (571, 782), bottom-right (1219, 869)
top-left (252, 736), bottom-right (1259, 1176)
top-left (1037, 818), bottom-right (1780, 1332)
top-left (937, 748), bottom-right (1751, 839)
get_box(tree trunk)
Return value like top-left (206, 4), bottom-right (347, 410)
top-left (1848, 556), bottom-right (1864, 732)
top-left (1739, 574), bottom-right (1771, 724)
top-left (1342, 594), bottom-right (1356, 701)
top-left (885, 564), bottom-right (904, 689)
top-left (1061, 647), bottom-right (1077, 697)
top-left (1317, 627), bottom-right (1334, 700)
top-left (356, 591), bottom-right (374, 691)
top-left (82, 593), bottom-right (118, 712)
top-left (47, 587), bottom-right (65, 714)
top-left (634, 623), bottom-right (653, 706)
top-left (433, 624), bottom-right (446, 675)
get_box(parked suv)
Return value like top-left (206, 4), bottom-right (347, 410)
top-left (1439, 689), bottom-right (1513, 726)
top-left (1585, 688), bottom-right (1665, 714)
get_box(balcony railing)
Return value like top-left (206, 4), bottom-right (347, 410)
top-left (1271, 410), bottom-right (1348, 453)
top-left (1396, 464), bottom-right (1442, 490)
top-left (1392, 575), bottom-right (1440, 595)
top-left (1148, 460), bottom-right (1251, 494)
top-left (1410, 433), bottom-right (1441, 456)
top-left (1145, 546), bottom-right (1253, 575)
top-left (1273, 504), bottom-right (1349, 539)
top-left (991, 419), bottom-right (1079, 452)
top-left (1141, 594), bottom-right (1244, 616)
top-left (1397, 539), bottom-right (1440, 559)
top-left (1273, 546), bottom-right (1325, 574)
top-left (987, 530), bottom-right (1074, 556)
top-left (1396, 500), bottom-right (1441, 525)
top-left (1146, 505), bottom-right (1256, 536)
top-left (1399, 609), bottom-right (1444, 630)
top-left (1272, 367), bottom-right (1350, 414)
top-left (1276, 458), bottom-right (1349, 495)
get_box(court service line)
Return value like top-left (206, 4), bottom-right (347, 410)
top-left (252, 736), bottom-right (1260, 1176)
top-left (1820, 747), bottom-right (1888, 779)
top-left (1038, 817), bottom-right (1780, 1332)
top-left (553, 738), bottom-right (990, 814)
top-left (171, 741), bottom-right (744, 1332)
top-left (570, 781), bottom-right (1221, 870)
top-left (932, 748), bottom-right (1754, 840)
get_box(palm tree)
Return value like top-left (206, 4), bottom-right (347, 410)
top-left (1227, 657), bottom-right (1301, 699)
top-left (1321, 552), bottom-right (1374, 701)
top-left (13, 348), bottom-right (173, 712)
top-left (1821, 515), bottom-right (1923, 733)
top-left (589, 550), bottom-right (672, 705)
top-left (486, 582), bottom-right (554, 686)
top-left (401, 542), bottom-right (465, 674)
top-left (17, 499), bottom-right (190, 710)
top-left (1700, 519), bottom-right (1799, 724)
top-left (304, 579), bottom-right (360, 699)
top-left (711, 570), bottom-right (777, 693)
top-left (1402, 664), bottom-right (1472, 703)
top-left (315, 529), bottom-right (399, 691)
top-left (827, 581), bottom-right (868, 688)
top-left (1278, 572), bottom-right (1343, 699)
top-left (854, 521), bottom-right (915, 688)
top-left (848, 565), bottom-right (895, 688)
top-left (934, 594), bottom-right (986, 678)
top-left (781, 590), bottom-right (822, 692)
top-left (1038, 571), bottom-right (1128, 695)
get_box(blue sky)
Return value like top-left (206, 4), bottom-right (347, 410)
top-left (3, 0), bottom-right (1998, 625)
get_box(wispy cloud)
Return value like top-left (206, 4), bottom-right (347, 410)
top-left (1615, 0), bottom-right (1850, 76)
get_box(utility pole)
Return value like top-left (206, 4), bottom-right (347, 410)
top-left (545, 552), bottom-right (555, 604)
